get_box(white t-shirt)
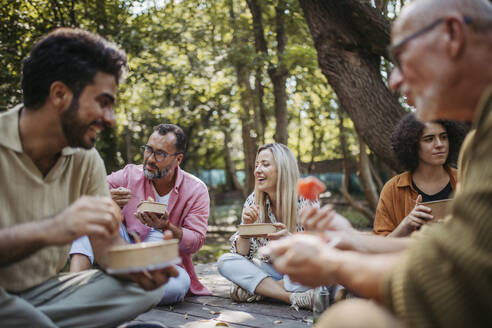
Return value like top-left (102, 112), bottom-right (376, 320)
top-left (146, 183), bottom-right (171, 241)
top-left (152, 183), bottom-right (171, 206)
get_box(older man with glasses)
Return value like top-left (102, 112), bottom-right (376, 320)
top-left (263, 0), bottom-right (492, 327)
top-left (70, 123), bottom-right (212, 304)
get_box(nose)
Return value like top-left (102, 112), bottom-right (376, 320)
top-left (254, 165), bottom-right (262, 176)
top-left (435, 137), bottom-right (444, 147)
top-left (103, 107), bottom-right (116, 127)
top-left (388, 67), bottom-right (403, 92)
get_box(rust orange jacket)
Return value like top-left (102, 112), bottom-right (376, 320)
top-left (373, 166), bottom-right (457, 236)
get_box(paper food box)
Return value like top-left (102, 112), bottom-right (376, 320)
top-left (238, 223), bottom-right (276, 237)
top-left (137, 201), bottom-right (167, 214)
top-left (106, 239), bottom-right (180, 274)
top-left (421, 199), bottom-right (452, 222)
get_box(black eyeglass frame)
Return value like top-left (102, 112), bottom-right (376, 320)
top-left (388, 15), bottom-right (472, 69)
top-left (141, 145), bottom-right (182, 162)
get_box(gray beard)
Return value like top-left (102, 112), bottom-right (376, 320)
top-left (143, 167), bottom-right (171, 180)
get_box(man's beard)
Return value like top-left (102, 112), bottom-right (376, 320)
top-left (60, 96), bottom-right (106, 149)
top-left (143, 160), bottom-right (172, 180)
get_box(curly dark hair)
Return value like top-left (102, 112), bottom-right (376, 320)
top-left (22, 28), bottom-right (127, 109)
top-left (391, 113), bottom-right (469, 172)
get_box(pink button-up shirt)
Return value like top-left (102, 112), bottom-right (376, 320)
top-left (107, 164), bottom-right (211, 296)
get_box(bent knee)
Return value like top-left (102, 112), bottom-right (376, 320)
top-left (217, 253), bottom-right (244, 276)
top-left (158, 269), bottom-right (190, 305)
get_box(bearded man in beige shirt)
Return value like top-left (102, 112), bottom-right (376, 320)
top-left (0, 28), bottom-right (178, 328)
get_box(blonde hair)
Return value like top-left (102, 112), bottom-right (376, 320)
top-left (254, 143), bottom-right (299, 233)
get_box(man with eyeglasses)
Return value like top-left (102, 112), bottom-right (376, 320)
top-left (70, 123), bottom-right (212, 304)
top-left (263, 0), bottom-right (492, 327)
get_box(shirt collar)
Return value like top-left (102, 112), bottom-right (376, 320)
top-left (396, 171), bottom-right (412, 188)
top-left (0, 104), bottom-right (80, 156)
top-left (0, 104), bottom-right (24, 152)
top-left (396, 166), bottom-right (456, 191)
top-left (173, 166), bottom-right (184, 192)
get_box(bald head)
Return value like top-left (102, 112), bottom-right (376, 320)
top-left (390, 0), bottom-right (492, 122)
top-left (394, 0), bottom-right (492, 42)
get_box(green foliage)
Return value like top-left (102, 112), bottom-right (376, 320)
top-left (1, 0), bottom-right (370, 183)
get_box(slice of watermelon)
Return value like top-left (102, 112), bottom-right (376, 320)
top-left (297, 176), bottom-right (326, 201)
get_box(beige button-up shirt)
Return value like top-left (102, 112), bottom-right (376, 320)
top-left (0, 105), bottom-right (109, 292)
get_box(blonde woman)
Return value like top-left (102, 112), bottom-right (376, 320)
top-left (217, 143), bottom-right (317, 310)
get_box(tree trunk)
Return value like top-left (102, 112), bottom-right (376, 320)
top-left (338, 108), bottom-right (374, 221)
top-left (254, 67), bottom-right (267, 145)
top-left (271, 72), bottom-right (288, 144)
top-left (271, 0), bottom-right (288, 145)
top-left (369, 156), bottom-right (384, 192)
top-left (247, 0), bottom-right (289, 145)
top-left (230, 0), bottom-right (258, 195)
top-left (299, 0), bottom-right (406, 172)
top-left (209, 187), bottom-right (216, 226)
top-left (358, 138), bottom-right (379, 215)
top-left (223, 126), bottom-right (246, 197)
top-left (124, 126), bottom-right (134, 164)
top-left (240, 113), bottom-right (258, 194)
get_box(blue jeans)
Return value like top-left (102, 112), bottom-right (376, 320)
top-left (70, 225), bottom-right (190, 305)
top-left (217, 253), bottom-right (310, 295)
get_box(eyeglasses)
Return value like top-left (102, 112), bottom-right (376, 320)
top-left (141, 145), bottom-right (182, 162)
top-left (388, 16), bottom-right (472, 70)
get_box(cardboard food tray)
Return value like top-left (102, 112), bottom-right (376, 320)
top-left (238, 223), bottom-right (276, 237)
top-left (137, 201), bottom-right (167, 214)
top-left (107, 239), bottom-right (180, 274)
top-left (421, 199), bottom-right (452, 222)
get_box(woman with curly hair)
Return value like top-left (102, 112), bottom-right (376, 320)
top-left (217, 143), bottom-right (318, 310)
top-left (373, 114), bottom-right (468, 237)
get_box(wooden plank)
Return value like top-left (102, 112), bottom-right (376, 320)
top-left (127, 262), bottom-right (314, 327)
top-left (155, 301), bottom-right (313, 328)
top-left (185, 296), bottom-right (312, 321)
top-left (126, 309), bottom-right (244, 328)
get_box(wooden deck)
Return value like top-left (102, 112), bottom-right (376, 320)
top-left (124, 262), bottom-right (314, 328)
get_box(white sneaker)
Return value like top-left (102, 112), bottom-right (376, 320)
top-left (289, 289), bottom-right (314, 311)
top-left (230, 284), bottom-right (263, 303)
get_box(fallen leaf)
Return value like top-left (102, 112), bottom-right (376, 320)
top-left (274, 320), bottom-right (283, 324)
top-left (215, 322), bottom-right (229, 327)
top-left (184, 313), bottom-right (189, 320)
top-left (302, 317), bottom-right (313, 324)
top-left (210, 311), bottom-right (221, 315)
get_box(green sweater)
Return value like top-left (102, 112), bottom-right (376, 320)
top-left (384, 86), bottom-right (492, 328)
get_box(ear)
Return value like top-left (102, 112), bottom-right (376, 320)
top-left (445, 16), bottom-right (465, 59)
top-left (388, 67), bottom-right (403, 92)
top-left (175, 153), bottom-right (184, 167)
top-left (49, 81), bottom-right (73, 113)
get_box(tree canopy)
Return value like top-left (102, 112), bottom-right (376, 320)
top-left (1, 0), bottom-right (407, 204)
